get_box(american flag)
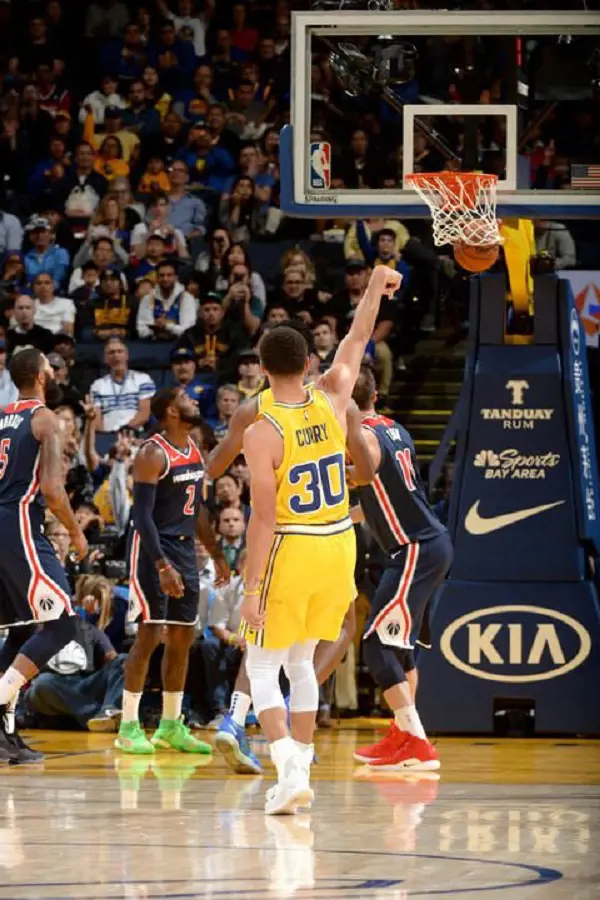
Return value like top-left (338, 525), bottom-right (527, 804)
top-left (571, 164), bottom-right (600, 189)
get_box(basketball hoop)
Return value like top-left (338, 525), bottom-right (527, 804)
top-left (406, 172), bottom-right (503, 248)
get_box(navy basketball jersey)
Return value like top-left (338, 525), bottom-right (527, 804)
top-left (357, 414), bottom-right (446, 553)
top-left (145, 433), bottom-right (204, 538)
top-left (0, 399), bottom-right (46, 530)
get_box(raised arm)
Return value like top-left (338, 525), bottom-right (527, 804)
top-left (205, 396), bottom-right (259, 479)
top-left (32, 408), bottom-right (88, 560)
top-left (240, 419), bottom-right (281, 630)
top-left (320, 265), bottom-right (401, 415)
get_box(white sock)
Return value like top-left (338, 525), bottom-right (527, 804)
top-left (229, 691), bottom-right (251, 728)
top-left (395, 704), bottom-right (427, 740)
top-left (270, 736), bottom-right (297, 782)
top-left (122, 691), bottom-right (142, 724)
top-left (0, 668), bottom-right (27, 707)
top-left (162, 691), bottom-right (183, 722)
top-left (3, 693), bottom-right (18, 735)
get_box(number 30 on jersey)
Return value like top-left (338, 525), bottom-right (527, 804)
top-left (288, 452), bottom-right (345, 514)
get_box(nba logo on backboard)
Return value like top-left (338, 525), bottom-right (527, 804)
top-left (310, 142), bottom-right (331, 190)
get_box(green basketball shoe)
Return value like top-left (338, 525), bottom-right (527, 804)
top-left (151, 719), bottom-right (212, 754)
top-left (114, 721), bottom-right (156, 755)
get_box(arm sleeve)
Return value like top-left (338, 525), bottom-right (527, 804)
top-left (132, 481), bottom-right (164, 563)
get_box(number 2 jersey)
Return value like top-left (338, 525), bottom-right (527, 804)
top-left (357, 414), bottom-right (446, 553)
top-left (259, 385), bottom-right (349, 530)
top-left (142, 432), bottom-right (204, 537)
top-left (0, 400), bottom-right (47, 533)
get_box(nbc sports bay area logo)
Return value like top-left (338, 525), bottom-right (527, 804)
top-left (440, 605), bottom-right (591, 683)
top-left (480, 380), bottom-right (554, 429)
top-left (473, 448), bottom-right (560, 479)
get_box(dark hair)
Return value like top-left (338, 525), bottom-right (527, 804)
top-left (259, 324), bottom-right (308, 377)
top-left (222, 242), bottom-right (252, 281)
top-left (99, 136), bottom-right (124, 158)
top-left (377, 228), bottom-right (396, 242)
top-left (156, 260), bottom-right (176, 274)
top-left (150, 386), bottom-right (179, 423)
top-left (352, 365), bottom-right (377, 411)
top-left (9, 346), bottom-right (45, 390)
top-left (313, 318), bottom-right (332, 331)
top-left (151, 191), bottom-right (170, 205)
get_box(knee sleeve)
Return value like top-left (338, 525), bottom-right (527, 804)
top-left (363, 633), bottom-right (407, 691)
top-left (245, 644), bottom-right (286, 716)
top-left (0, 624), bottom-right (36, 672)
top-left (285, 641), bottom-right (319, 714)
top-left (20, 614), bottom-right (79, 671)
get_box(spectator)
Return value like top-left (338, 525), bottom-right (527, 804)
top-left (69, 235), bottom-right (128, 292)
top-left (100, 22), bottom-right (146, 82)
top-left (313, 319), bottom-right (337, 373)
top-left (23, 216), bottom-right (70, 291)
top-left (36, 63), bottom-right (71, 119)
top-left (129, 233), bottom-right (169, 284)
top-left (176, 123), bottom-right (236, 193)
top-left (148, 19), bottom-right (196, 93)
top-left (167, 160), bottom-right (208, 238)
top-left (217, 506), bottom-right (246, 570)
top-left (121, 79), bottom-right (161, 137)
top-left (131, 192), bottom-right (188, 260)
top-left (157, 0), bottom-right (213, 59)
top-left (88, 195), bottom-right (132, 250)
top-left (85, 1), bottom-right (130, 40)
top-left (201, 566), bottom-right (245, 726)
top-left (210, 29), bottom-right (244, 99)
top-left (219, 243), bottom-right (266, 306)
top-left (90, 337), bottom-right (155, 431)
top-left (83, 106), bottom-right (140, 164)
top-left (108, 176), bottom-right (144, 231)
top-left (94, 136), bottom-right (130, 182)
top-left (142, 65), bottom-right (173, 121)
top-left (139, 112), bottom-right (185, 169)
top-left (220, 259), bottom-right (262, 337)
top-left (236, 348), bottom-right (264, 400)
top-left (336, 128), bottom-right (381, 189)
top-left (0, 252), bottom-right (27, 301)
top-left (31, 272), bottom-right (76, 335)
top-left (262, 301), bottom-right (290, 329)
top-left (49, 350), bottom-right (85, 410)
top-left (227, 143), bottom-right (276, 204)
top-left (27, 136), bottom-right (70, 203)
top-left (173, 63), bottom-right (216, 124)
top-left (18, 84), bottom-right (54, 165)
top-left (168, 345), bottom-right (217, 422)
top-left (86, 267), bottom-right (136, 342)
top-left (136, 260), bottom-right (197, 339)
top-left (8, 17), bottom-right (64, 81)
top-left (194, 227), bottom-right (231, 288)
top-left (0, 339), bottom-right (17, 408)
top-left (0, 208), bottom-right (24, 255)
top-left (534, 221), bottom-right (577, 269)
top-left (137, 156), bottom-right (172, 195)
top-left (229, 4), bottom-right (259, 54)
top-left (79, 74), bottom-right (125, 128)
top-left (53, 142), bottom-right (108, 226)
top-left (214, 470), bottom-right (246, 517)
top-left (6, 294), bottom-right (54, 355)
top-left (218, 175), bottom-right (266, 242)
top-left (212, 384), bottom-right (240, 441)
top-left (225, 79), bottom-right (268, 142)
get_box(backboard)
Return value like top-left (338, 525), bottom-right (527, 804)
top-left (281, 10), bottom-right (600, 218)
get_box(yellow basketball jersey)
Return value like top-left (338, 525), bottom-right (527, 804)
top-left (259, 386), bottom-right (349, 528)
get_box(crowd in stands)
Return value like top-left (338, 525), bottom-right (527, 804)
top-left (0, 0), bottom-right (595, 732)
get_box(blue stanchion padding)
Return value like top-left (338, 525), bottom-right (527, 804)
top-left (418, 580), bottom-right (600, 734)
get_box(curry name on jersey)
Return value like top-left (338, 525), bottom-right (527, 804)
top-left (260, 386), bottom-right (349, 530)
top-left (0, 400), bottom-right (47, 530)
top-left (357, 414), bottom-right (446, 552)
top-left (145, 433), bottom-right (204, 538)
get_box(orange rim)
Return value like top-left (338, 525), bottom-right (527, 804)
top-left (407, 171), bottom-right (498, 210)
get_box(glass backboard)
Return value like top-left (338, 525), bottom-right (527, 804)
top-left (281, 10), bottom-right (600, 218)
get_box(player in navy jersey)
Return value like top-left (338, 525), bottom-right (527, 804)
top-left (115, 386), bottom-right (230, 755)
top-left (350, 366), bottom-right (453, 771)
top-left (0, 347), bottom-right (88, 764)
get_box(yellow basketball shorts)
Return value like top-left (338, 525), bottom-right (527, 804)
top-left (241, 522), bottom-right (357, 650)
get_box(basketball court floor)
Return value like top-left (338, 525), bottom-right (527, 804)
top-left (1, 727), bottom-right (598, 899)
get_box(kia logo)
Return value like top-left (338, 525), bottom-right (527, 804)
top-left (440, 605), bottom-right (591, 683)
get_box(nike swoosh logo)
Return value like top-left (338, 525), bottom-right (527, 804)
top-left (464, 499), bottom-right (565, 535)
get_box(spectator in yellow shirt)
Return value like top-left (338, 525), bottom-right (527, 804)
top-left (138, 156), bottom-right (172, 194)
top-left (83, 106), bottom-right (140, 164)
top-left (94, 137), bottom-right (130, 182)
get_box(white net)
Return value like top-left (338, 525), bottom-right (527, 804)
top-left (406, 172), bottom-right (502, 248)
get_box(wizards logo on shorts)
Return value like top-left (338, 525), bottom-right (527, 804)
top-left (310, 142), bottom-right (331, 190)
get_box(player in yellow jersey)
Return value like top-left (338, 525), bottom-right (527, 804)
top-left (241, 266), bottom-right (400, 814)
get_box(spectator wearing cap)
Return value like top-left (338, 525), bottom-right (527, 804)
top-left (0, 339), bottom-right (17, 408)
top-left (52, 142), bottom-right (108, 226)
top-left (27, 136), bottom-right (70, 203)
top-left (169, 345), bottom-right (217, 422)
top-left (130, 193), bottom-right (188, 261)
top-left (83, 267), bottom-right (135, 342)
top-left (156, 0), bottom-right (213, 59)
top-left (83, 106), bottom-right (140, 164)
top-left (120, 79), bottom-right (161, 137)
top-left (23, 216), bottom-right (70, 291)
top-left (167, 161), bottom-right (208, 239)
top-left (80, 75), bottom-right (126, 128)
top-left (31, 271), bottom-right (76, 335)
top-left (173, 63), bottom-right (216, 124)
top-left (52, 109), bottom-right (77, 156)
top-left (100, 21), bottom-right (147, 82)
top-left (176, 123), bottom-right (236, 193)
top-left (178, 293), bottom-right (240, 377)
top-left (137, 260), bottom-right (197, 340)
top-left (236, 348), bottom-right (264, 399)
top-left (148, 19), bottom-right (196, 93)
top-left (90, 337), bottom-right (155, 432)
top-left (0, 208), bottom-right (24, 256)
top-left (7, 294), bottom-right (54, 356)
top-left (70, 235), bottom-right (128, 292)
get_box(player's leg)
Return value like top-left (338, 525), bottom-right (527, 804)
top-left (151, 622), bottom-right (211, 754)
top-left (215, 652), bottom-right (263, 774)
top-left (116, 623), bottom-right (163, 753)
top-left (313, 601), bottom-right (356, 686)
top-left (284, 638), bottom-right (319, 798)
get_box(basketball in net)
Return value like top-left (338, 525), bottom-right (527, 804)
top-left (407, 171), bottom-right (503, 273)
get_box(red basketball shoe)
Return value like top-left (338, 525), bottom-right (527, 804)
top-left (353, 723), bottom-right (408, 764)
top-left (368, 734), bottom-right (440, 771)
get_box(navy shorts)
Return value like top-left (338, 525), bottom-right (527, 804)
top-left (364, 532), bottom-right (453, 649)
top-left (0, 512), bottom-right (73, 628)
top-left (128, 532), bottom-right (199, 626)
